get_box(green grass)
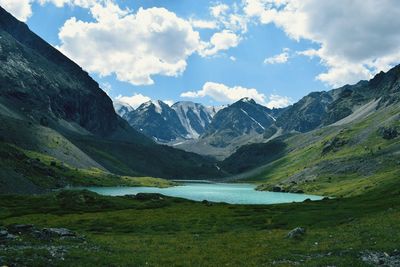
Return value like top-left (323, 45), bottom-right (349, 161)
top-left (242, 105), bottom-right (400, 198)
top-left (0, 182), bottom-right (399, 266)
top-left (0, 142), bottom-right (176, 191)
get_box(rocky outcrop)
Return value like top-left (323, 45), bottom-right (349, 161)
top-left (378, 126), bottom-right (399, 140)
top-left (0, 6), bottom-right (120, 137)
top-left (286, 227), bottom-right (306, 239)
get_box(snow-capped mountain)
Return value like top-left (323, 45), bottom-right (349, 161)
top-left (172, 98), bottom-right (278, 159)
top-left (171, 101), bottom-right (215, 139)
top-left (113, 100), bottom-right (134, 118)
top-left (114, 99), bottom-right (218, 143)
top-left (123, 100), bottom-right (188, 142)
top-left (205, 98), bottom-right (275, 136)
top-left (114, 97), bottom-right (276, 146)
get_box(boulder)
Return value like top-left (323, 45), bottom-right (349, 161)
top-left (0, 229), bottom-right (16, 242)
top-left (286, 227), bottom-right (306, 239)
top-left (134, 193), bottom-right (164, 200)
top-left (42, 228), bottom-right (76, 238)
top-left (272, 186), bottom-right (282, 192)
top-left (378, 126), bottom-right (399, 140)
top-left (202, 200), bottom-right (213, 206)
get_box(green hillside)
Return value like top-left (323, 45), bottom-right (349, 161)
top-left (234, 104), bottom-right (399, 197)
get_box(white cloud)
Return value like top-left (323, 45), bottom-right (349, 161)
top-left (210, 4), bottom-right (230, 18)
top-left (210, 3), bottom-right (248, 33)
top-left (229, 56), bottom-right (236, 61)
top-left (101, 82), bottom-right (112, 95)
top-left (57, 3), bottom-right (201, 85)
top-left (266, 94), bottom-right (292, 109)
top-left (37, 0), bottom-right (102, 8)
top-left (189, 19), bottom-right (218, 29)
top-left (244, 0), bottom-right (400, 87)
top-left (0, 0), bottom-right (32, 22)
top-left (0, 0), bottom-right (104, 22)
top-left (296, 49), bottom-right (318, 58)
top-left (264, 49), bottom-right (289, 64)
top-left (115, 93), bottom-right (151, 109)
top-left (199, 30), bottom-right (240, 57)
top-left (181, 82), bottom-right (267, 105)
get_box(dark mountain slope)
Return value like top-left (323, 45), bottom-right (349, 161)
top-left (205, 98), bottom-right (275, 139)
top-left (0, 6), bottom-right (223, 193)
top-left (275, 91), bottom-right (334, 132)
top-left (273, 65), bottom-right (400, 134)
top-left (0, 7), bottom-right (124, 138)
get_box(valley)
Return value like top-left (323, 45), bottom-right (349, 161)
top-left (0, 3), bottom-right (399, 267)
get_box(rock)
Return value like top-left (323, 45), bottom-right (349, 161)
top-left (378, 126), bottom-right (399, 140)
top-left (202, 200), bottom-right (212, 206)
top-left (134, 193), bottom-right (164, 201)
top-left (303, 198), bottom-right (312, 202)
top-left (292, 189), bottom-right (304, 194)
top-left (42, 228), bottom-right (76, 238)
top-left (286, 227), bottom-right (306, 239)
top-left (361, 250), bottom-right (400, 266)
top-left (322, 136), bottom-right (348, 154)
top-left (0, 229), bottom-right (17, 242)
top-left (7, 224), bottom-right (35, 234)
top-left (272, 186), bottom-right (282, 192)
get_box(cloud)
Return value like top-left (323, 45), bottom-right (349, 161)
top-left (189, 18), bottom-right (218, 29)
top-left (210, 3), bottom-right (248, 33)
top-left (244, 0), bottom-right (400, 87)
top-left (115, 93), bottom-right (151, 109)
top-left (101, 82), bottom-right (112, 95)
top-left (199, 30), bottom-right (240, 57)
top-left (57, 3), bottom-right (201, 85)
top-left (264, 49), bottom-right (290, 64)
top-left (0, 0), bottom-right (32, 21)
top-left (210, 4), bottom-right (230, 18)
top-left (0, 0), bottom-right (103, 22)
top-left (181, 82), bottom-right (267, 105)
top-left (37, 0), bottom-right (99, 8)
top-left (266, 94), bottom-right (292, 108)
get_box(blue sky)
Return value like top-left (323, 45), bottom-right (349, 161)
top-left (2, 0), bottom-right (400, 108)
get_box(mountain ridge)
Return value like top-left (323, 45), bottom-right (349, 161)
top-left (0, 6), bottom-right (224, 194)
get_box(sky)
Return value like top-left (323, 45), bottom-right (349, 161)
top-left (1, 0), bottom-right (400, 109)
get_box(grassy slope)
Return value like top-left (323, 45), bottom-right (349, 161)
top-left (0, 182), bottom-right (399, 266)
top-left (238, 105), bottom-right (400, 197)
top-left (0, 141), bottom-right (175, 194)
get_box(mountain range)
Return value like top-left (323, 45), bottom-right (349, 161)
top-left (115, 100), bottom-right (217, 142)
top-left (121, 67), bottom-right (400, 161)
top-left (0, 6), bottom-right (223, 193)
top-left (0, 5), bottom-right (399, 197)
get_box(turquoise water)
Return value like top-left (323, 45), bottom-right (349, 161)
top-left (79, 182), bottom-right (323, 204)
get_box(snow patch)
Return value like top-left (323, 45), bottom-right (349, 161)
top-left (240, 108), bottom-right (265, 130)
top-left (153, 100), bottom-right (162, 114)
top-left (172, 101), bottom-right (215, 139)
top-left (113, 100), bottom-right (134, 117)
